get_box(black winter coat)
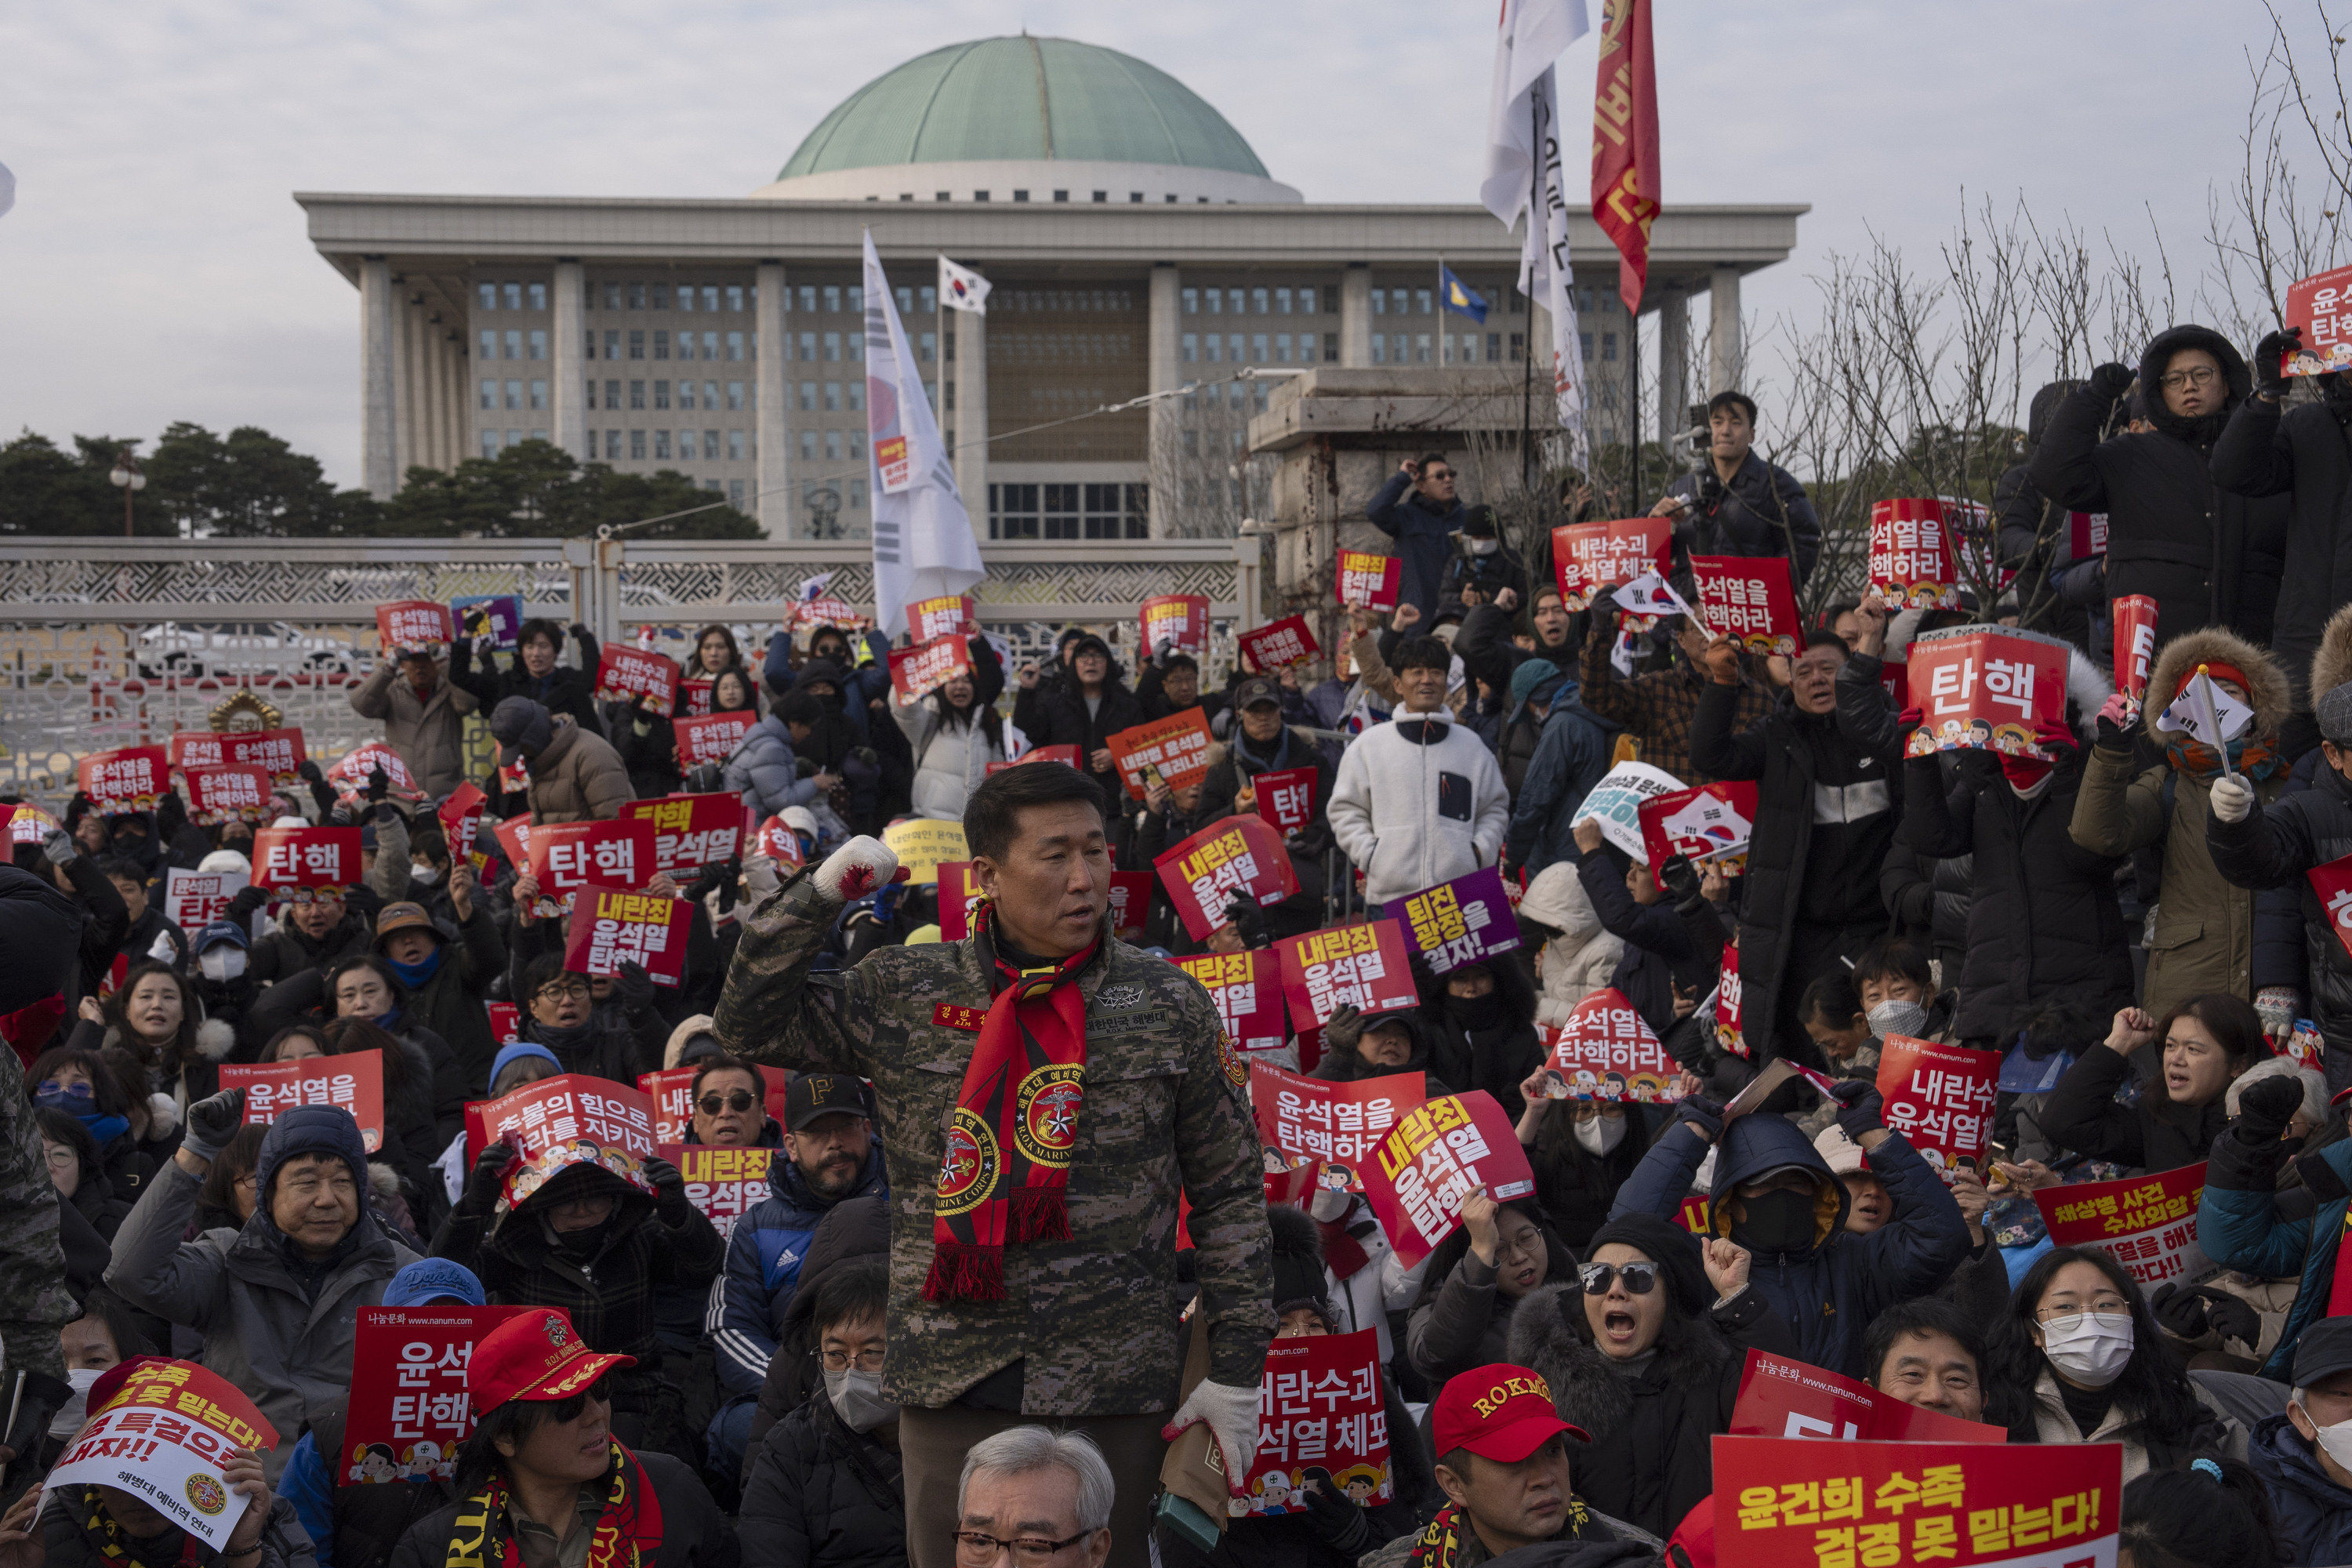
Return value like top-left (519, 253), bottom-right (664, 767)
top-left (1878, 837), bottom-right (1969, 983)
top-left (448, 631), bottom-right (606, 739)
top-left (390, 1451), bottom-right (735, 1568)
top-left (2038, 1043), bottom-right (2229, 1173)
top-left (2208, 758), bottom-right (2352, 1076)
top-left (1010, 676), bottom-right (1146, 822)
top-left (1661, 451), bottom-right (1824, 588)
top-left (739, 1387), bottom-right (904, 1568)
top-left (2211, 390), bottom-right (2352, 707)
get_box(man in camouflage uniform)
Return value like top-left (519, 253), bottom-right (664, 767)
top-left (715, 761), bottom-right (1272, 1568)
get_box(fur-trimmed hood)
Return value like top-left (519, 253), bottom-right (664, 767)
top-left (2311, 602), bottom-right (2352, 707)
top-left (2064, 646), bottom-right (2111, 748)
top-left (2146, 626), bottom-right (2291, 743)
top-left (1504, 1279), bottom-right (1735, 1438)
top-left (2137, 324), bottom-right (2249, 446)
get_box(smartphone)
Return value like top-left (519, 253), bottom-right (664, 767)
top-left (1984, 1142), bottom-right (2013, 1189)
top-left (1142, 763), bottom-right (1167, 793)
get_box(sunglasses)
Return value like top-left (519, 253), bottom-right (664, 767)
top-left (698, 1091), bottom-right (757, 1115)
top-left (543, 1377), bottom-right (612, 1423)
top-left (1578, 1261), bottom-right (1658, 1296)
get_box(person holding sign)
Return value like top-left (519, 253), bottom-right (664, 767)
top-left (1404, 1191), bottom-right (1577, 1388)
top-left (1011, 633), bottom-right (1145, 833)
top-left (350, 648), bottom-right (478, 802)
top-left (890, 633), bottom-right (1005, 822)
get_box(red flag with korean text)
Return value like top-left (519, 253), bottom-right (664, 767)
top-left (1714, 939), bottom-right (1748, 1060)
top-left (751, 814), bottom-right (806, 868)
top-left (1359, 1091), bottom-right (1535, 1268)
top-left (1590, 0), bottom-right (1659, 315)
top-left (1690, 555), bottom-right (1802, 656)
top-left (562, 886), bottom-right (690, 986)
top-left (439, 782), bottom-right (488, 873)
top-left (1874, 1035), bottom-right (2000, 1182)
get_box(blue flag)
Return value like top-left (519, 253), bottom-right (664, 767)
top-left (1439, 264), bottom-right (1489, 324)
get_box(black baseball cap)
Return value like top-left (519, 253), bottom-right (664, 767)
top-left (2296, 1316), bottom-right (2352, 1388)
top-left (784, 1072), bottom-right (868, 1131)
top-left (1233, 676), bottom-right (1282, 710)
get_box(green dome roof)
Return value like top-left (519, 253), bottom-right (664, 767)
top-left (779, 36), bottom-right (1272, 181)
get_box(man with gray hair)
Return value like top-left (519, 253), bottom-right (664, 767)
top-left (955, 1425), bottom-right (1114, 1568)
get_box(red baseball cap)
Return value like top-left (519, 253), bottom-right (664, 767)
top-left (1431, 1363), bottom-right (1588, 1463)
top-left (470, 1308), bottom-right (636, 1414)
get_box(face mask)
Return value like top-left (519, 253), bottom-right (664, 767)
top-left (1867, 998), bottom-right (1929, 1041)
top-left (1733, 1186), bottom-right (1820, 1255)
top-left (49, 1367), bottom-right (103, 1441)
top-left (1468, 537), bottom-right (1499, 556)
top-left (2041, 1312), bottom-right (2135, 1387)
top-left (199, 947), bottom-right (247, 983)
top-left (1573, 1116), bottom-right (1628, 1156)
top-left (1450, 991), bottom-right (1504, 1031)
top-left (409, 863), bottom-right (442, 886)
top-left (823, 1367), bottom-right (898, 1433)
top-left (2303, 1403), bottom-right (2352, 1472)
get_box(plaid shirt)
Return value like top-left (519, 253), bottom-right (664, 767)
top-left (1577, 622), bottom-right (1776, 783)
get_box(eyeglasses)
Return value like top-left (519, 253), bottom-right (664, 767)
top-left (543, 1377), bottom-right (612, 1424)
top-left (1421, 468), bottom-right (1454, 481)
top-left (43, 1146), bottom-right (78, 1171)
top-left (818, 1348), bottom-right (886, 1373)
top-left (2159, 366), bottom-right (2219, 390)
top-left (953, 1530), bottom-right (1093, 1566)
top-left (1579, 1261), bottom-right (1658, 1296)
top-left (2036, 1301), bottom-right (2129, 1325)
top-left (698, 1091), bottom-right (757, 1115)
top-left (535, 978), bottom-right (592, 1004)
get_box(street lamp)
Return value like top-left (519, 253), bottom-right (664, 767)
top-left (107, 451), bottom-right (147, 538)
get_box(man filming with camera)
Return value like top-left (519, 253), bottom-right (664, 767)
top-left (1651, 390), bottom-right (1821, 589)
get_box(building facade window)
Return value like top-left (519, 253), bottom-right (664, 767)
top-left (800, 382), bottom-right (817, 411)
top-left (679, 381), bottom-right (697, 410)
top-left (530, 379), bottom-right (546, 410)
top-left (729, 332), bottom-right (746, 361)
top-left (605, 379), bottom-right (620, 408)
top-left (605, 430), bottom-right (622, 459)
top-left (630, 380), bottom-right (646, 409)
top-left (654, 430), bottom-right (671, 459)
top-left (728, 479), bottom-right (746, 506)
top-left (528, 282), bottom-right (547, 311)
top-left (503, 283), bottom-right (521, 311)
top-left (528, 329), bottom-right (546, 360)
top-left (480, 432), bottom-right (498, 459)
top-left (478, 379), bottom-right (495, 410)
top-left (629, 330), bottom-right (645, 360)
top-left (654, 381), bottom-right (670, 410)
top-left (728, 430), bottom-right (745, 461)
top-left (504, 379), bottom-right (522, 410)
top-left (730, 381), bottom-right (746, 411)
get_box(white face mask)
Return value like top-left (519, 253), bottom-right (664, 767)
top-left (2041, 1312), bottom-right (2135, 1388)
top-left (1867, 997), bottom-right (1929, 1041)
top-left (1467, 537), bottom-right (1499, 556)
top-left (1573, 1114), bottom-right (1628, 1156)
top-left (49, 1367), bottom-right (103, 1440)
top-left (2302, 1402), bottom-right (2352, 1472)
top-left (409, 863), bottom-right (442, 886)
top-left (822, 1367), bottom-right (898, 1433)
top-left (198, 946), bottom-right (247, 983)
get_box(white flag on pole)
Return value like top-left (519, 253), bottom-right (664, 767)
top-left (1482, 3), bottom-right (1590, 461)
top-left (938, 256), bottom-right (992, 315)
top-left (1525, 66), bottom-right (1588, 459)
top-left (0, 161), bottom-right (15, 220)
top-left (865, 232), bottom-right (985, 641)
top-left (1480, 0), bottom-right (1589, 230)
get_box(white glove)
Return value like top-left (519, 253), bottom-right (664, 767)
top-left (2209, 773), bottom-right (2256, 823)
top-left (810, 835), bottom-right (900, 902)
top-left (1163, 1377), bottom-right (1261, 1483)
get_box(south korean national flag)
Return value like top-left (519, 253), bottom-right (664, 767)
top-left (2159, 667), bottom-right (2254, 754)
top-left (938, 256), bottom-right (992, 315)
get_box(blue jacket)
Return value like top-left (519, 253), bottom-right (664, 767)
top-left (1610, 1111), bottom-right (1971, 1378)
top-left (1366, 470), bottom-right (1466, 621)
top-left (2198, 1133), bottom-right (2352, 1381)
top-left (2250, 1410), bottom-right (2352, 1567)
top-left (710, 1142), bottom-right (889, 1397)
top-left (1504, 686), bottom-right (1618, 877)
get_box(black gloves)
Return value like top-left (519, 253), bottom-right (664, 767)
top-left (645, 1155), bottom-right (687, 1214)
top-left (1672, 1094), bottom-right (1726, 1142)
top-left (182, 1088), bottom-right (249, 1162)
top-left (568, 622), bottom-right (591, 641)
top-left (463, 1143), bottom-right (516, 1209)
top-left (614, 960), bottom-right (655, 1010)
top-left (795, 757), bottom-right (819, 779)
top-left (297, 760), bottom-right (325, 785)
top-left (2256, 326), bottom-right (2302, 398)
top-left (1831, 1080), bottom-right (1886, 1140)
top-left (2234, 1074), bottom-right (2305, 1147)
top-left (1221, 891), bottom-right (1269, 949)
top-left (1, 1369), bottom-right (73, 1471)
top-left (2152, 1283), bottom-right (2262, 1346)
top-left (1323, 1004), bottom-right (1366, 1058)
top-left (365, 764), bottom-right (390, 804)
top-left (2093, 706), bottom-right (2134, 753)
top-left (2087, 361), bottom-right (2136, 404)
top-left (226, 885), bottom-right (268, 922)
top-left (1298, 1473), bottom-right (1373, 1557)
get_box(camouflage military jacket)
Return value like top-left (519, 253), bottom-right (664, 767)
top-left (713, 875), bottom-right (1274, 1415)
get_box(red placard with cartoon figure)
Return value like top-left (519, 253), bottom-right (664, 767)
top-left (561, 886), bottom-right (690, 986)
top-left (477, 1073), bottom-right (659, 1210)
top-left (1875, 1035), bottom-right (2000, 1181)
top-left (47, 1359), bottom-right (280, 1548)
top-left (1174, 949), bottom-right (1289, 1054)
top-left (221, 1050), bottom-right (386, 1153)
top-left (328, 742), bottom-right (423, 802)
top-left (1105, 709), bottom-right (1214, 800)
top-left (1140, 593), bottom-right (1210, 657)
top-left (659, 1144), bottom-right (779, 1240)
top-left (526, 819), bottom-right (656, 913)
top-left (171, 728), bottom-right (307, 785)
top-left (1715, 939), bottom-right (1748, 1060)
top-left (252, 825), bottom-right (362, 899)
top-left (1904, 626), bottom-right (2074, 759)
top-left (439, 782), bottom-right (488, 873)
top-left (1239, 1328), bottom-right (1393, 1518)
top-left (376, 600), bottom-right (454, 654)
top-left (906, 594), bottom-right (978, 642)
top-left (622, 792), bottom-right (744, 873)
top-left (183, 765), bottom-right (274, 825)
top-left (1238, 616), bottom-right (1319, 672)
top-left (78, 746), bottom-right (168, 811)
top-left (1251, 767), bottom-right (1318, 834)
top-left (1279, 921), bottom-right (1419, 1032)
top-left (342, 1307), bottom-right (532, 1486)
top-left (1867, 499), bottom-right (1962, 610)
top-left (636, 1065), bottom-right (792, 1144)
top-left (675, 710), bottom-right (756, 768)
top-left (2034, 1163), bottom-right (2216, 1290)
top-left (1729, 1349), bottom-right (2008, 1443)
top-left (1251, 1062), bottom-right (1425, 1185)
top-left (2114, 593), bottom-right (2160, 707)
top-left (1637, 779), bottom-right (1759, 870)
top-left (1552, 517), bottom-right (1668, 610)
top-left (1358, 1091), bottom-right (1536, 1269)
top-left (593, 644), bottom-right (681, 717)
top-left (1153, 815), bottom-right (1300, 942)
top-left (1690, 554), bottom-right (1803, 656)
top-left (1537, 989), bottom-right (1685, 1102)
top-left (887, 635), bottom-right (972, 702)
top-left (2285, 262), bottom-right (2352, 376)
top-left (1336, 551), bottom-right (1401, 612)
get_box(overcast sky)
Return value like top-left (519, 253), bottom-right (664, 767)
top-left (0, 0), bottom-right (2310, 488)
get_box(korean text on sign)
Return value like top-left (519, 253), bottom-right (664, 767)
top-left (1140, 593), bottom-right (1209, 655)
top-left (252, 826), bottom-right (361, 898)
top-left (1690, 554), bottom-right (1801, 655)
top-left (1540, 988), bottom-right (1684, 1102)
top-left (622, 792), bottom-right (743, 873)
top-left (1173, 949), bottom-right (1289, 1053)
top-left (660, 1144), bottom-right (778, 1240)
top-left (1279, 920), bottom-right (1417, 1029)
top-left (1904, 626), bottom-right (2072, 759)
top-left (637, 1065), bottom-right (791, 1144)
top-left (78, 746), bottom-right (168, 811)
top-left (528, 820), bottom-right (655, 912)
top-left (1874, 1036), bottom-right (1999, 1182)
top-left (1360, 1091), bottom-right (1535, 1268)
top-left (1550, 517), bottom-right (1667, 609)
top-left (564, 886), bottom-right (689, 986)
top-left (1106, 710), bottom-right (1213, 799)
top-left (47, 1359), bottom-right (279, 1549)
top-left (1251, 1061), bottom-right (1421, 1177)
top-left (906, 595), bottom-right (976, 641)
top-left (1335, 551), bottom-right (1400, 612)
top-left (1252, 767), bottom-right (1317, 833)
top-left (1242, 1328), bottom-right (1392, 1516)
top-left (1153, 814), bottom-right (1297, 942)
top-left (674, 710), bottom-right (755, 768)
top-left (2034, 1162), bottom-right (2216, 1290)
top-left (376, 600), bottom-right (454, 652)
top-left (343, 1307), bottom-right (531, 1484)
top-left (1866, 499), bottom-right (1960, 609)
top-left (887, 635), bottom-right (971, 702)
top-left (1399, 867), bottom-right (1521, 974)
top-left (1238, 615), bottom-right (1318, 671)
top-left (2285, 263), bottom-right (2352, 376)
top-left (222, 1050), bottom-right (387, 1152)
top-left (481, 1074), bottom-right (660, 1206)
top-left (593, 644), bottom-right (681, 717)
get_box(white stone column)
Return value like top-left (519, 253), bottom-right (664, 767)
top-left (756, 261), bottom-right (789, 537)
top-left (415, 312), bottom-right (442, 474)
top-left (553, 261), bottom-right (586, 461)
top-left (1144, 263), bottom-right (1178, 536)
top-left (439, 327), bottom-right (463, 471)
top-left (1708, 265), bottom-right (1743, 396)
top-left (394, 289), bottom-right (422, 483)
top-left (361, 257), bottom-right (396, 500)
top-left (1340, 265), bottom-right (1372, 368)
top-left (954, 307), bottom-right (989, 535)
top-left (1657, 286), bottom-right (1690, 448)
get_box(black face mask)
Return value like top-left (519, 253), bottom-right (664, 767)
top-left (1449, 991), bottom-right (1504, 1031)
top-left (1733, 1186), bottom-right (1819, 1255)
top-left (554, 1218), bottom-right (612, 1261)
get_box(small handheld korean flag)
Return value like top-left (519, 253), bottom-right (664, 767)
top-left (939, 257), bottom-right (991, 315)
top-left (2160, 666), bottom-right (2255, 778)
top-left (1612, 571), bottom-right (1697, 621)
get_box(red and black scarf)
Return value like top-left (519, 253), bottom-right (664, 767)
top-left (1404, 1498), bottom-right (1597, 1566)
top-left (924, 903), bottom-right (1094, 1302)
top-left (442, 1440), bottom-right (664, 1568)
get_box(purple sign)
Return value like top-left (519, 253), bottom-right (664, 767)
top-left (1396, 866), bottom-right (1522, 975)
top-left (450, 594), bottom-right (524, 652)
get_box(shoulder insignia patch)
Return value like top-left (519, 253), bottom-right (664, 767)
top-left (1099, 983), bottom-right (1146, 1011)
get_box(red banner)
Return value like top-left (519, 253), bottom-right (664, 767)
top-left (1238, 615), bottom-right (1319, 672)
top-left (622, 791), bottom-right (744, 873)
top-left (561, 886), bottom-right (690, 986)
top-left (1538, 988), bottom-right (1684, 1101)
top-left (1690, 554), bottom-right (1803, 656)
top-left (1591, 0), bottom-right (1659, 315)
top-left (887, 635), bottom-right (971, 702)
top-left (2070, 510), bottom-right (2110, 561)
top-left (1241, 1328), bottom-right (1394, 1515)
top-left (751, 814), bottom-right (807, 868)
top-left (49, 1360), bottom-right (280, 1548)
top-left (439, 782), bottom-right (488, 873)
top-left (1279, 920), bottom-right (1418, 1031)
top-left (163, 866), bottom-right (245, 932)
top-left (593, 644), bottom-right (681, 717)
top-left (78, 745), bottom-right (168, 812)
top-left (528, 819), bottom-right (656, 911)
top-left (222, 1050), bottom-right (387, 1153)
top-left (492, 815), bottom-right (533, 878)
top-left (1251, 766), bottom-right (1318, 834)
top-left (2033, 1163), bottom-right (2215, 1290)
top-left (936, 862), bottom-right (987, 939)
top-left (1336, 550), bottom-right (1401, 612)
top-left (675, 710), bottom-right (756, 769)
top-left (1153, 814), bottom-right (1301, 942)
top-left (1711, 1433), bottom-right (2117, 1567)
top-left (170, 728), bottom-right (305, 784)
top-left (678, 678), bottom-right (714, 717)
top-left (906, 594), bottom-right (978, 642)
top-left (1174, 949), bottom-right (1290, 1053)
top-left (1715, 938), bottom-right (1748, 1060)
top-left (343, 1307), bottom-right (532, 1484)
top-left (1106, 709), bottom-right (1214, 800)
top-left (2113, 593), bottom-right (2159, 706)
top-left (637, 1065), bottom-right (792, 1144)
top-left (659, 1144), bottom-right (779, 1240)
top-left (328, 741), bottom-right (423, 802)
top-left (1252, 1062), bottom-right (1425, 1185)
top-left (2285, 262), bottom-right (2352, 376)
top-left (2313, 854), bottom-right (2352, 963)
top-left (486, 1002), bottom-right (521, 1050)
top-left (1904, 626), bottom-right (2074, 759)
top-left (1637, 779), bottom-right (1757, 870)
top-left (183, 765), bottom-right (274, 825)
top-left (1729, 1349), bottom-right (2006, 1444)
top-left (1867, 499), bottom-right (1962, 609)
top-left (1875, 1035), bottom-right (2000, 1181)
top-left (478, 1073), bottom-right (659, 1208)
top-left (376, 600), bottom-right (454, 654)
top-left (1551, 517), bottom-right (1668, 610)
top-left (1360, 1091), bottom-right (1536, 1268)
top-left (1140, 593), bottom-right (1210, 657)
top-left (1106, 869), bottom-right (1151, 942)
top-left (252, 825), bottom-right (361, 896)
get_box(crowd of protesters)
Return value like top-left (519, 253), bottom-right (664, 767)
top-left (5, 329), bottom-right (2352, 1568)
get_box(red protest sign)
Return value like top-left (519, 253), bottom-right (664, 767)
top-left (343, 1307), bottom-right (532, 1484)
top-left (172, 728), bottom-right (306, 784)
top-left (376, 600), bottom-right (454, 653)
top-left (1238, 615), bottom-right (1319, 672)
top-left (638, 1065), bottom-right (790, 1144)
top-left (1174, 949), bottom-right (1290, 1053)
top-left (593, 644), bottom-right (681, 717)
top-left (887, 635), bottom-right (971, 702)
top-left (936, 862), bottom-right (987, 938)
top-left (78, 746), bottom-right (168, 811)
top-left (1904, 626), bottom-right (2074, 759)
top-left (2311, 854), bottom-right (2352, 962)
top-left (492, 815), bottom-right (533, 877)
top-left (563, 885), bottom-right (690, 986)
top-left (1140, 593), bottom-right (1210, 657)
top-left (2113, 593), bottom-right (2159, 706)
top-left (164, 866), bottom-right (245, 932)
top-left (906, 594), bottom-right (977, 642)
top-left (478, 1073), bottom-right (659, 1208)
top-left (1729, 1349), bottom-right (2007, 1443)
top-left (50, 1360), bottom-right (279, 1548)
top-left (1106, 869), bottom-right (1151, 942)
top-left (1690, 554), bottom-right (1803, 655)
top-left (7, 802), bottom-right (56, 846)
top-left (1279, 920), bottom-right (1418, 1031)
top-left (1252, 767), bottom-right (1318, 833)
top-left (674, 710), bottom-right (756, 769)
top-left (252, 825), bottom-right (362, 897)
top-left (328, 742), bottom-right (423, 802)
top-left (793, 595), bottom-right (862, 630)
top-left (1715, 939), bottom-right (1748, 1059)
top-left (439, 782), bottom-right (488, 873)
top-left (222, 1050), bottom-right (387, 1152)
top-left (1397, 867), bottom-right (1523, 974)
top-left (1875, 1035), bottom-right (2000, 1181)
top-left (2285, 263), bottom-right (2352, 376)
top-left (2034, 1162), bottom-right (2215, 1290)
top-left (2071, 510), bottom-right (2109, 560)
top-left (1866, 499), bottom-right (1961, 610)
top-left (1241, 1328), bottom-right (1394, 1515)
top-left (678, 678), bottom-right (714, 717)
top-left (1359, 1091), bottom-right (1536, 1268)
top-left (486, 1002), bottom-right (521, 1050)
top-left (1153, 815), bottom-right (1300, 942)
top-left (1637, 779), bottom-right (1758, 870)
top-left (1336, 550), bottom-right (1401, 612)
top-left (1537, 989), bottom-right (1684, 1102)
top-left (1551, 517), bottom-right (1668, 610)
top-left (752, 814), bottom-right (807, 868)
top-left (659, 1144), bottom-right (779, 1240)
top-left (183, 765), bottom-right (274, 825)
top-left (1251, 1062), bottom-right (1425, 1184)
top-left (1106, 709), bottom-right (1213, 800)
top-left (528, 819), bottom-right (656, 910)
top-left (1711, 1433), bottom-right (2115, 1566)
top-left (622, 792), bottom-right (744, 873)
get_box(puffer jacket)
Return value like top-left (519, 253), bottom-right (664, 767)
top-left (524, 716), bottom-right (634, 823)
top-left (712, 1142), bottom-right (890, 1399)
top-left (2039, 1041), bottom-right (2231, 1174)
top-left (348, 662), bottom-right (479, 800)
top-left (1659, 450), bottom-right (1824, 587)
top-left (1010, 671), bottom-right (1148, 823)
top-left (2249, 1410), bottom-right (2352, 1567)
top-left (1404, 1228), bottom-right (1580, 1386)
top-left (1519, 862), bottom-right (1628, 1022)
top-left (2211, 373), bottom-right (2352, 711)
top-left (890, 698), bottom-right (1002, 822)
top-left (2198, 1109), bottom-right (2352, 1382)
top-left (2070, 626), bottom-right (2292, 1014)
top-left (725, 714), bottom-right (822, 820)
top-left (739, 1385), bottom-right (906, 1568)
top-left (105, 1159), bottom-right (419, 1480)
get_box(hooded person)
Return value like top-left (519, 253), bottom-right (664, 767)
top-left (105, 1098), bottom-right (420, 1480)
top-left (1420, 959), bottom-right (1545, 1124)
top-left (2031, 325), bottom-right (2292, 654)
top-left (489, 696), bottom-right (633, 824)
top-left (1500, 662), bottom-right (1619, 879)
top-left (1608, 1083), bottom-right (1972, 1378)
top-left (1007, 631), bottom-right (1147, 826)
top-left (1516, 862), bottom-right (1627, 1025)
top-left (1311, 1006), bottom-right (1456, 1106)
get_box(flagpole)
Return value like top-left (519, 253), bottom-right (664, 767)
top-left (1520, 93), bottom-right (1537, 492)
top-left (1628, 307), bottom-right (1641, 510)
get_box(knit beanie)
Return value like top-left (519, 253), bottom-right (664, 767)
top-left (1581, 1211), bottom-right (1710, 1319)
top-left (254, 1104), bottom-right (371, 1204)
